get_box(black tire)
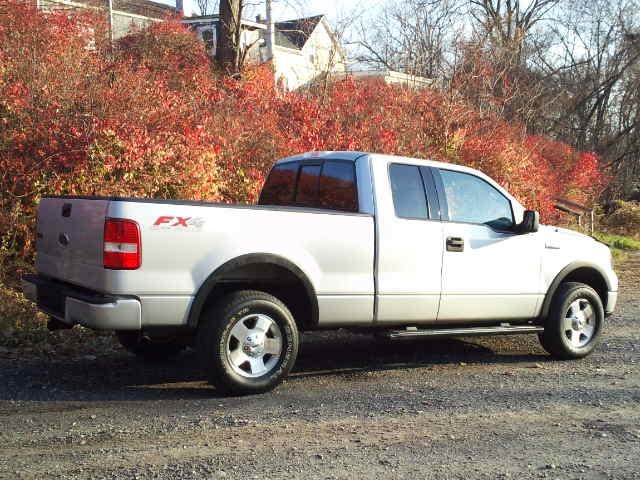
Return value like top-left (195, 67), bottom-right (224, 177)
top-left (116, 331), bottom-right (186, 361)
top-left (538, 282), bottom-right (604, 359)
top-left (197, 290), bottom-right (299, 395)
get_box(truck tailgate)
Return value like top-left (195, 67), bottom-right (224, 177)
top-left (36, 197), bottom-right (108, 289)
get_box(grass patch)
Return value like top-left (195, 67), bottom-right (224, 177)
top-left (593, 232), bottom-right (640, 251)
top-left (592, 232), bottom-right (639, 267)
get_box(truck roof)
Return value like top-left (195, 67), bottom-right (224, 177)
top-left (276, 151), bottom-right (475, 173)
top-left (276, 151), bottom-right (368, 163)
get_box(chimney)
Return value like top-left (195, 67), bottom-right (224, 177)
top-left (265, 0), bottom-right (275, 60)
top-left (256, 14), bottom-right (262, 23)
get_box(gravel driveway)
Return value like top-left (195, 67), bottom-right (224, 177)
top-left (1, 256), bottom-right (638, 480)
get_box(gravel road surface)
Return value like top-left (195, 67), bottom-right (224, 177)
top-left (1, 256), bottom-right (638, 479)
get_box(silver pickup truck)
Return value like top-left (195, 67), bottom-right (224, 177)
top-left (23, 151), bottom-right (618, 394)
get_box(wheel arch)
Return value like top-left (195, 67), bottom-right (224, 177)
top-left (540, 262), bottom-right (611, 319)
top-left (187, 253), bottom-right (318, 331)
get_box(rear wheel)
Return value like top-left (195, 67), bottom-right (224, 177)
top-left (116, 331), bottom-right (186, 361)
top-left (538, 282), bottom-right (604, 359)
top-left (197, 290), bottom-right (299, 395)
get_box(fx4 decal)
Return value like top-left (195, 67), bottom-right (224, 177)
top-left (152, 216), bottom-right (205, 230)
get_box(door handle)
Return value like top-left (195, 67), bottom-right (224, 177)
top-left (446, 236), bottom-right (464, 252)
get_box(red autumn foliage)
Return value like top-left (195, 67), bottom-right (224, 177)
top-left (0, 2), bottom-right (606, 281)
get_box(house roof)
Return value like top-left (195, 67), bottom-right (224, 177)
top-left (182, 13), bottom-right (339, 53)
top-left (38, 0), bottom-right (175, 17)
top-left (274, 15), bottom-right (324, 50)
top-left (112, 0), bottom-right (175, 18)
top-left (182, 14), bottom-right (267, 30)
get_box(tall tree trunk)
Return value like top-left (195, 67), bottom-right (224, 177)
top-left (217, 0), bottom-right (243, 74)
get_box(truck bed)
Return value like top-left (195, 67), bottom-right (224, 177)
top-left (35, 196), bottom-right (376, 327)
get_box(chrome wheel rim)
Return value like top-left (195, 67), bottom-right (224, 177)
top-left (564, 298), bottom-right (596, 348)
top-left (225, 313), bottom-right (283, 378)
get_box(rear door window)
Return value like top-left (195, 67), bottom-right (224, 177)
top-left (389, 164), bottom-right (429, 219)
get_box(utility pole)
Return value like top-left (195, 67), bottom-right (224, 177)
top-left (107, 0), bottom-right (114, 45)
top-left (265, 0), bottom-right (275, 60)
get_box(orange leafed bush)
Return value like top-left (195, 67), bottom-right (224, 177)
top-left (0, 2), bottom-right (607, 283)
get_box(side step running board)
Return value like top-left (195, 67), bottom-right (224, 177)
top-left (385, 324), bottom-right (544, 340)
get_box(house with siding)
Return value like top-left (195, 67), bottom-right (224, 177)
top-left (36, 0), bottom-right (175, 39)
top-left (182, 15), bottom-right (266, 64)
top-left (183, 14), bottom-right (347, 90)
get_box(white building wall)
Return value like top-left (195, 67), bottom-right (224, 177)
top-left (273, 20), bottom-right (346, 90)
top-left (112, 11), bottom-right (160, 39)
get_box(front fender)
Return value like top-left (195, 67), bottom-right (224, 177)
top-left (540, 261), bottom-right (615, 319)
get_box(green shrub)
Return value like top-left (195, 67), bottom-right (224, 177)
top-left (0, 278), bottom-right (48, 346)
top-left (601, 201), bottom-right (640, 238)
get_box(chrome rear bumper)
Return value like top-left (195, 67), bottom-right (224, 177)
top-left (22, 274), bottom-right (141, 331)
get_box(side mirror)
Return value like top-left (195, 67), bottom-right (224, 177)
top-left (518, 210), bottom-right (540, 233)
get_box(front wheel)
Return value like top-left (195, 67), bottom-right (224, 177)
top-left (197, 290), bottom-right (299, 395)
top-left (538, 282), bottom-right (604, 359)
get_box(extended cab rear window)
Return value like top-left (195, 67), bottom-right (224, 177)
top-left (259, 160), bottom-right (358, 212)
top-left (259, 163), bottom-right (299, 205)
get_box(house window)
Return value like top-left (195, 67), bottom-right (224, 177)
top-left (201, 28), bottom-right (215, 51)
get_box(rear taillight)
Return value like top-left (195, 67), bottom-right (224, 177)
top-left (103, 218), bottom-right (141, 270)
